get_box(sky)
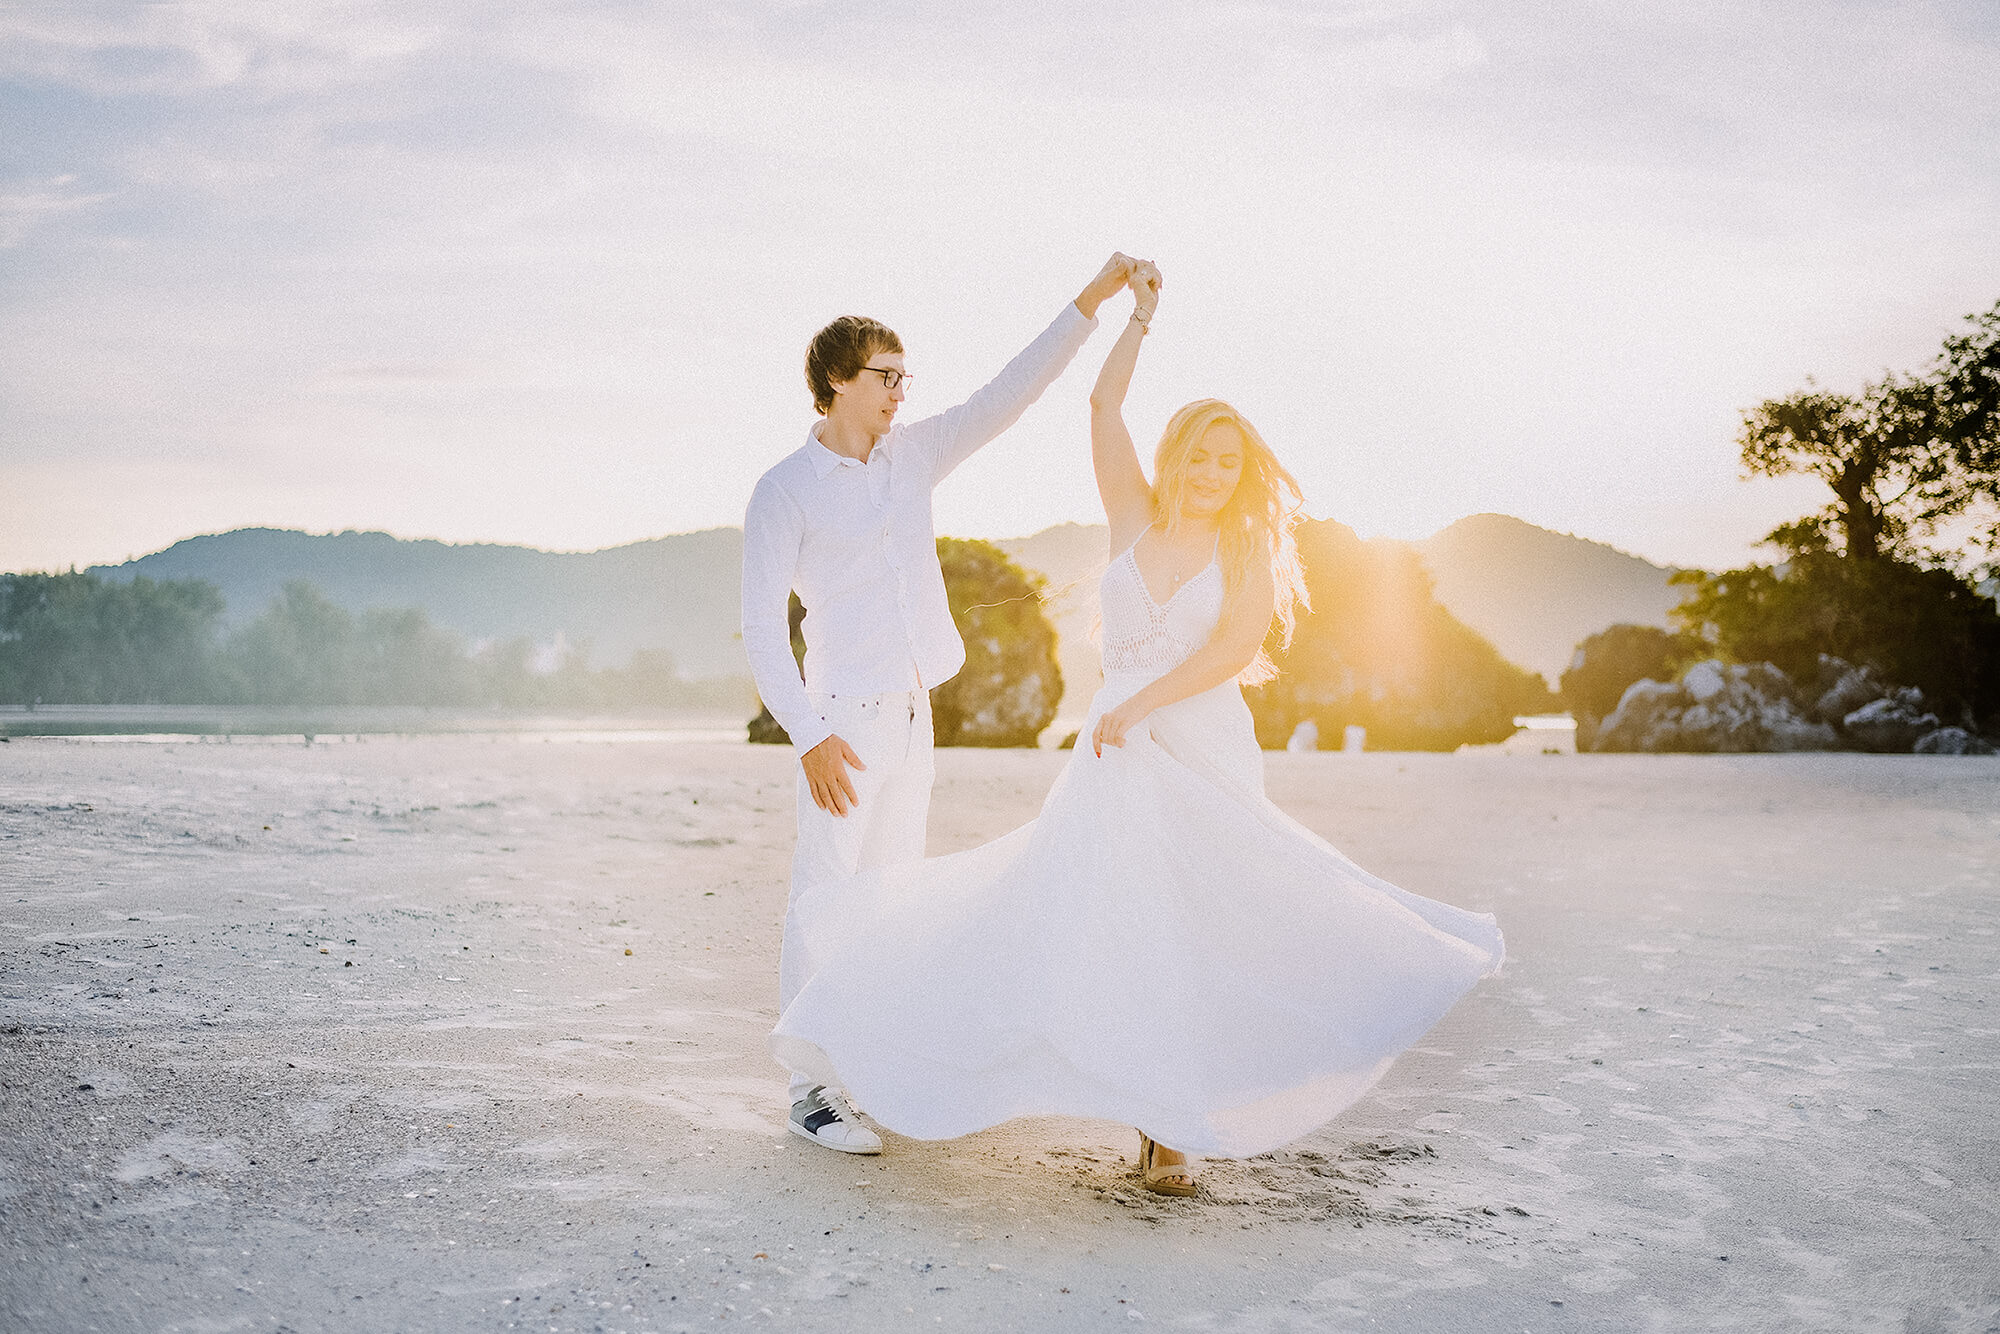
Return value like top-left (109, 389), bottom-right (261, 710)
top-left (3, 0), bottom-right (1997, 574)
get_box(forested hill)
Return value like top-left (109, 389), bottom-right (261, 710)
top-left (82, 514), bottom-right (1682, 685)
top-left (90, 527), bottom-right (747, 678)
top-left (1416, 514), bottom-right (1684, 681)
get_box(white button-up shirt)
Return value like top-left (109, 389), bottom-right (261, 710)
top-left (741, 303), bottom-right (1096, 753)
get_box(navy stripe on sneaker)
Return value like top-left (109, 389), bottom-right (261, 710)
top-left (802, 1107), bottom-right (840, 1135)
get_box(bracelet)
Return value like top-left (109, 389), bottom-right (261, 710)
top-left (1130, 309), bottom-right (1154, 332)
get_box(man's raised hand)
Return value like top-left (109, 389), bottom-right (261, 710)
top-left (1075, 253), bottom-right (1140, 321)
top-left (801, 734), bottom-right (866, 817)
top-left (1129, 260), bottom-right (1161, 322)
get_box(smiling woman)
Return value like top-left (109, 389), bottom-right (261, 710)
top-left (1139, 398), bottom-right (1310, 690)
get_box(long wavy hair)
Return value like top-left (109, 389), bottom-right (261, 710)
top-left (1151, 399), bottom-right (1310, 685)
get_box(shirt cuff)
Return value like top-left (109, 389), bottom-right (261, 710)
top-left (782, 715), bottom-right (834, 757)
top-left (1063, 300), bottom-right (1100, 334)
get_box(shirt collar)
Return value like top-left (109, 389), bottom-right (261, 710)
top-left (807, 420), bottom-right (879, 478)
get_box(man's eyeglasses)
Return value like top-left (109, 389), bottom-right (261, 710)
top-left (859, 367), bottom-right (911, 391)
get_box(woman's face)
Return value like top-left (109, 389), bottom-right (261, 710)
top-left (1179, 421), bottom-right (1245, 520)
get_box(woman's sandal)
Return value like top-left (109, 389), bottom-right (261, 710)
top-left (1138, 1132), bottom-right (1199, 1197)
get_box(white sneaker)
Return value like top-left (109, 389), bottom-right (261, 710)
top-left (789, 1085), bottom-right (882, 1155)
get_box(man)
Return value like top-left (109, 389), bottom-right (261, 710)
top-left (742, 253), bottom-right (1136, 1153)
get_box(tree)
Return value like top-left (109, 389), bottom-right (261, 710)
top-left (932, 538), bottom-right (1063, 747)
top-left (1738, 299), bottom-right (2000, 564)
top-left (1669, 553), bottom-right (2000, 725)
top-left (1935, 299), bottom-right (2000, 559)
top-left (225, 582), bottom-right (476, 705)
top-left (0, 571), bottom-right (225, 704)
top-left (226, 581), bottom-right (362, 705)
top-left (1246, 520), bottom-right (1552, 751)
top-left (1737, 375), bottom-right (1955, 561)
top-left (353, 606), bottom-right (476, 706)
top-left (1559, 624), bottom-right (1701, 744)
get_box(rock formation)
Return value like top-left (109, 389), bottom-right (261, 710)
top-left (1592, 660), bottom-right (1837, 753)
top-left (1589, 653), bottom-right (1997, 754)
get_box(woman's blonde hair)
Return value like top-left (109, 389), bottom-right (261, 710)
top-left (1151, 399), bottom-right (1310, 685)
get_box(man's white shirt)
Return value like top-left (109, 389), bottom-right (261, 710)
top-left (741, 303), bottom-right (1097, 754)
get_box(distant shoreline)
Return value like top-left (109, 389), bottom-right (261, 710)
top-left (0, 704), bottom-right (749, 742)
top-left (2, 706), bottom-right (1599, 752)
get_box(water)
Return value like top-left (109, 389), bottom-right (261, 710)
top-left (0, 705), bottom-right (749, 744)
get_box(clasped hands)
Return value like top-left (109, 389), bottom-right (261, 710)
top-left (1078, 253), bottom-right (1162, 322)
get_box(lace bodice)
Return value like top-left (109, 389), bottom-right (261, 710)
top-left (1099, 539), bottom-right (1224, 676)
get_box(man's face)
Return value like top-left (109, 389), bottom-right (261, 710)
top-left (832, 351), bottom-right (907, 435)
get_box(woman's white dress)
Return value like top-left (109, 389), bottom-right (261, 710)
top-left (769, 541), bottom-right (1504, 1159)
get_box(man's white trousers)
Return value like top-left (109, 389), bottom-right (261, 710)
top-left (779, 688), bottom-right (934, 1101)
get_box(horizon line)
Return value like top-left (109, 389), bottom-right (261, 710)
top-left (19, 512), bottom-right (1687, 578)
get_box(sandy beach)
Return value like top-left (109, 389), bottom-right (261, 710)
top-left (2, 735), bottom-right (1996, 1333)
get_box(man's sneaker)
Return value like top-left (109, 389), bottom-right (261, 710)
top-left (789, 1085), bottom-right (882, 1154)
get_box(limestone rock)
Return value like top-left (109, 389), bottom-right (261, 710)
top-left (1682, 661), bottom-right (1726, 703)
top-left (1593, 662), bottom-right (1837, 753)
top-left (1812, 659), bottom-right (1891, 726)
top-left (1912, 726), bottom-right (1997, 756)
top-left (1589, 656), bottom-right (1983, 755)
top-left (1842, 690), bottom-right (1939, 753)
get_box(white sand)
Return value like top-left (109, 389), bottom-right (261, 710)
top-left (2, 736), bottom-right (1996, 1332)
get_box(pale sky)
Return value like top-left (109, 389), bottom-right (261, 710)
top-left (3, 1), bottom-right (1996, 574)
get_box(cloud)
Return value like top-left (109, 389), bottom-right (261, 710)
top-left (0, 1), bottom-right (440, 97)
top-left (318, 361), bottom-right (482, 386)
top-left (0, 176), bottom-right (116, 247)
top-left (1, 1), bottom-right (1995, 577)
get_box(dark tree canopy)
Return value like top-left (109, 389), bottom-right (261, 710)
top-left (1737, 376), bottom-right (1954, 561)
top-left (1559, 623), bottom-right (1702, 730)
top-left (1936, 299), bottom-right (2000, 487)
top-left (1737, 299), bottom-right (2000, 565)
top-left (1669, 553), bottom-right (2000, 726)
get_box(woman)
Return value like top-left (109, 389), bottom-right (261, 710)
top-left (770, 263), bottom-right (1503, 1195)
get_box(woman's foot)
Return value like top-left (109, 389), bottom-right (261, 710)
top-left (1138, 1132), bottom-right (1199, 1196)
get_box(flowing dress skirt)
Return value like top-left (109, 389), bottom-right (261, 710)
top-left (769, 673), bottom-right (1504, 1159)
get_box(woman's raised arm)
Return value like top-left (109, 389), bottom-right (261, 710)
top-left (1088, 263), bottom-right (1162, 541)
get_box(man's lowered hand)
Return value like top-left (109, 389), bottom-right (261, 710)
top-left (801, 734), bottom-right (866, 816)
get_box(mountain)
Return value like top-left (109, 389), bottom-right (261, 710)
top-left (1248, 516), bottom-right (1554, 750)
top-left (80, 513), bottom-right (1685, 694)
top-left (90, 527), bottom-right (749, 678)
top-left (1414, 514), bottom-right (1684, 682)
top-left (1000, 516), bottom-right (1686, 694)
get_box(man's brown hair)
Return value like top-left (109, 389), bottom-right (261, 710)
top-left (806, 316), bottom-right (904, 416)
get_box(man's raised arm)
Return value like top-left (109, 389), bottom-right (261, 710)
top-left (912, 253), bottom-right (1136, 482)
